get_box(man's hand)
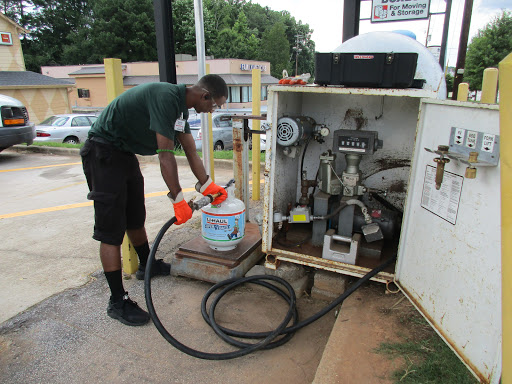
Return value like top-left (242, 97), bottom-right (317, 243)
top-left (196, 176), bottom-right (227, 205)
top-left (169, 191), bottom-right (193, 225)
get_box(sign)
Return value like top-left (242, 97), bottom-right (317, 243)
top-left (371, 0), bottom-right (430, 23)
top-left (421, 165), bottom-right (463, 225)
top-left (0, 32), bottom-right (12, 46)
top-left (240, 63), bottom-right (266, 72)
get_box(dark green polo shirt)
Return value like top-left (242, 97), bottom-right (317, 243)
top-left (89, 82), bottom-right (191, 155)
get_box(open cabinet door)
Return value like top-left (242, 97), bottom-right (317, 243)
top-left (396, 99), bottom-right (501, 383)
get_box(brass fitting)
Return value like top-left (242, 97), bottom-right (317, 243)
top-left (433, 145), bottom-right (450, 190)
top-left (465, 151), bottom-right (478, 179)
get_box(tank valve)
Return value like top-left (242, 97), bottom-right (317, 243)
top-left (465, 151), bottom-right (478, 179)
top-left (433, 145), bottom-right (450, 190)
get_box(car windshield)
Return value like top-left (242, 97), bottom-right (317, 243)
top-left (40, 116), bottom-right (69, 126)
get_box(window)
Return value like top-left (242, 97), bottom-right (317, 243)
top-left (71, 116), bottom-right (92, 126)
top-left (87, 116), bottom-right (98, 125)
top-left (78, 88), bottom-right (90, 98)
top-left (215, 115), bottom-right (232, 128)
top-left (241, 86), bottom-right (252, 102)
top-left (261, 86), bottom-right (268, 101)
top-left (230, 86), bottom-right (241, 103)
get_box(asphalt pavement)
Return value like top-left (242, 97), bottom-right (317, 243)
top-left (0, 146), bottom-right (338, 384)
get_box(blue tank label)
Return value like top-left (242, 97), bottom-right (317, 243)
top-left (202, 210), bottom-right (245, 242)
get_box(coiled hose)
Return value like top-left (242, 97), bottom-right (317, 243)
top-left (144, 216), bottom-right (396, 360)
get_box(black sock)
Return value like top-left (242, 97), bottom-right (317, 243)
top-left (134, 242), bottom-right (150, 267)
top-left (104, 269), bottom-right (125, 301)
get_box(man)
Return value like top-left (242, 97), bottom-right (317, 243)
top-left (80, 74), bottom-right (228, 326)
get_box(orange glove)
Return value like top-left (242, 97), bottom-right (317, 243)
top-left (169, 191), bottom-right (193, 225)
top-left (196, 176), bottom-right (227, 205)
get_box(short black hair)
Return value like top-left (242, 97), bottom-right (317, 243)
top-left (197, 74), bottom-right (228, 99)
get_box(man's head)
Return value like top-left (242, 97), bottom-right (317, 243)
top-left (192, 74), bottom-right (228, 113)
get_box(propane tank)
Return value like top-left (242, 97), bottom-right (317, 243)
top-left (201, 185), bottom-right (245, 251)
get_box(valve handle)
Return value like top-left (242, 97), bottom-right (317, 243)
top-left (190, 178), bottom-right (235, 211)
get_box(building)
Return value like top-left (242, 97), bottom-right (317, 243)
top-left (0, 13), bottom-right (73, 124)
top-left (42, 55), bottom-right (279, 111)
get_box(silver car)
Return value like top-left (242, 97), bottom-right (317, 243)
top-left (34, 114), bottom-right (98, 144)
top-left (189, 113), bottom-right (234, 151)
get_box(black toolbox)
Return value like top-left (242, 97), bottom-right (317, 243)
top-left (315, 52), bottom-right (418, 88)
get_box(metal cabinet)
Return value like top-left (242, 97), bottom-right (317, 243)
top-left (262, 85), bottom-right (500, 383)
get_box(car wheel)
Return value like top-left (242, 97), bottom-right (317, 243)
top-left (214, 141), bottom-right (224, 151)
top-left (63, 136), bottom-right (79, 145)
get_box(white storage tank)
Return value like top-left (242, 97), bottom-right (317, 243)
top-left (201, 185), bottom-right (245, 251)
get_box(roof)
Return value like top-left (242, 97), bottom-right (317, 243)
top-left (123, 73), bottom-right (279, 87)
top-left (69, 65), bottom-right (127, 76)
top-left (0, 13), bottom-right (29, 34)
top-left (0, 71), bottom-right (74, 87)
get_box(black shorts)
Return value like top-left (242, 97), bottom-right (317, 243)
top-left (81, 138), bottom-right (146, 246)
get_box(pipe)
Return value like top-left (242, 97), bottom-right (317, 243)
top-left (144, 209), bottom-right (396, 360)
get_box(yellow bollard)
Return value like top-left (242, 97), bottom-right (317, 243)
top-left (251, 68), bottom-right (261, 200)
top-left (104, 58), bottom-right (124, 103)
top-left (481, 67), bottom-right (499, 104)
top-left (104, 58), bottom-right (138, 275)
top-left (499, 52), bottom-right (512, 384)
top-left (206, 63), bottom-right (215, 182)
top-left (457, 82), bottom-right (469, 101)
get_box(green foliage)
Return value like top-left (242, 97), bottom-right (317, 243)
top-left (465, 10), bottom-right (512, 90)
top-left (22, 0), bottom-right (93, 71)
top-left (260, 22), bottom-right (292, 78)
top-left (210, 11), bottom-right (259, 60)
top-left (445, 72), bottom-right (454, 93)
top-left (376, 335), bottom-right (477, 383)
top-left (17, 0), bottom-right (315, 78)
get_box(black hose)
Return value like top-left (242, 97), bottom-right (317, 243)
top-left (144, 216), bottom-right (397, 360)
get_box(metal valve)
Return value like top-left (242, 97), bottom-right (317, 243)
top-left (433, 145), bottom-right (450, 190)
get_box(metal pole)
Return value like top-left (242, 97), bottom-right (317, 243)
top-left (194, 0), bottom-right (210, 175)
top-left (153, 0), bottom-right (177, 84)
top-left (342, 0), bottom-right (361, 42)
top-left (439, 0), bottom-right (452, 70)
top-left (452, 0), bottom-right (474, 100)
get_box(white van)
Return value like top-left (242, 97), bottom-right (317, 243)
top-left (0, 94), bottom-right (35, 152)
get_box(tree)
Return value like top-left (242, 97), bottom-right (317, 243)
top-left (260, 22), bottom-right (291, 78)
top-left (465, 10), bottom-right (512, 90)
top-left (22, 0), bottom-right (92, 71)
top-left (210, 11), bottom-right (259, 60)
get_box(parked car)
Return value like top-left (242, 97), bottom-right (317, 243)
top-left (188, 112), bottom-right (268, 152)
top-left (189, 113), bottom-right (234, 151)
top-left (0, 94), bottom-right (35, 152)
top-left (34, 114), bottom-right (98, 144)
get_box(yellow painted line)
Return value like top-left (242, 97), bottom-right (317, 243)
top-left (0, 202), bottom-right (93, 219)
top-left (47, 181), bottom-right (86, 192)
top-left (0, 162), bottom-right (82, 173)
top-left (0, 180), bottom-right (265, 219)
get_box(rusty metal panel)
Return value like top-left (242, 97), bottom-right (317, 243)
top-left (396, 99), bottom-right (501, 383)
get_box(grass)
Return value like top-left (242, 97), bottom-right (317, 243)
top-left (29, 142), bottom-right (266, 162)
top-left (375, 312), bottom-right (478, 384)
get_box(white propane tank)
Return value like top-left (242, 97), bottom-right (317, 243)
top-left (333, 31), bottom-right (447, 99)
top-left (201, 185), bottom-right (245, 251)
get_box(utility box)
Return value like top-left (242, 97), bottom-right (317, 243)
top-left (261, 85), bottom-right (500, 383)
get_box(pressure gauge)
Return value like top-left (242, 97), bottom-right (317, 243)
top-left (320, 126), bottom-right (330, 137)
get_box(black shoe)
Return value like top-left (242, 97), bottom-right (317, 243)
top-left (107, 293), bottom-right (150, 326)
top-left (136, 259), bottom-right (171, 280)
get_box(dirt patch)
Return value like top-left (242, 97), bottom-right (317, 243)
top-left (313, 282), bottom-right (432, 384)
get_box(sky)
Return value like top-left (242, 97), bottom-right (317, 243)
top-left (249, 0), bottom-right (509, 67)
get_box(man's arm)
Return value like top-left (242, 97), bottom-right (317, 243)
top-left (156, 132), bottom-right (208, 199)
top-left (176, 132), bottom-right (208, 185)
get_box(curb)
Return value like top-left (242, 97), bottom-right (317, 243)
top-left (8, 145), bottom-right (262, 170)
